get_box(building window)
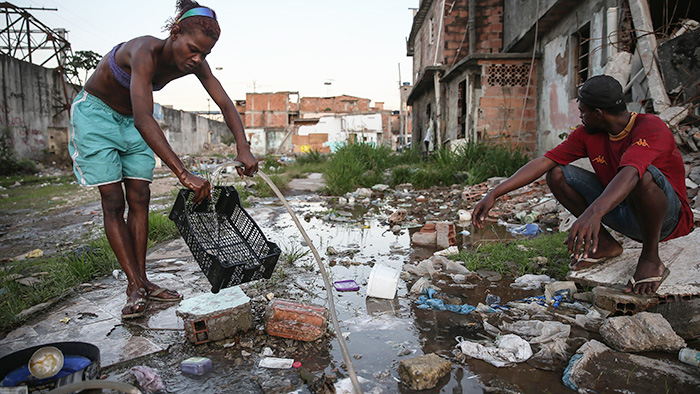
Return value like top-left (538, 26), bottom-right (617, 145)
top-left (429, 16), bottom-right (434, 45)
top-left (572, 22), bottom-right (591, 97)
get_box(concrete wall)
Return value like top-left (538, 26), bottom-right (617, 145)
top-left (0, 54), bottom-right (73, 160)
top-left (161, 107), bottom-right (232, 155)
top-left (503, 0), bottom-right (559, 51)
top-left (534, 0), bottom-right (613, 153)
top-left (0, 54), bottom-right (230, 160)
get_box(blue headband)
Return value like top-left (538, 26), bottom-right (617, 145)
top-left (176, 7), bottom-right (216, 24)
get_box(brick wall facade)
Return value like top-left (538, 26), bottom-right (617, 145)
top-left (245, 92), bottom-right (298, 128)
top-left (476, 58), bottom-right (537, 152)
top-left (300, 95), bottom-right (371, 115)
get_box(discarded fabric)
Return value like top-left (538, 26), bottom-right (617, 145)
top-left (417, 288), bottom-right (475, 314)
top-left (456, 334), bottom-right (532, 367)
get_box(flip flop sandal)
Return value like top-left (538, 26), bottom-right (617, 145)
top-left (121, 297), bottom-right (148, 319)
top-left (147, 287), bottom-right (183, 302)
top-left (628, 267), bottom-right (671, 292)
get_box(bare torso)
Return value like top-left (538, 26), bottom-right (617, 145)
top-left (84, 36), bottom-right (189, 115)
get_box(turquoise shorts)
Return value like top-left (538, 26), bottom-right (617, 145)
top-left (69, 90), bottom-right (155, 186)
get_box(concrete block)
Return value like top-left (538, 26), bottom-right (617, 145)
top-left (265, 299), bottom-right (328, 342)
top-left (398, 353), bottom-right (451, 390)
top-left (176, 286), bottom-right (253, 345)
top-left (435, 222), bottom-right (453, 249)
top-left (412, 230), bottom-right (437, 247)
top-left (592, 286), bottom-right (659, 316)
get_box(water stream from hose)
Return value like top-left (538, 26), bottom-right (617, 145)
top-left (213, 163), bottom-right (362, 394)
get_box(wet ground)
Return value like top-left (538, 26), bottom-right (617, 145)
top-left (2, 169), bottom-right (697, 393)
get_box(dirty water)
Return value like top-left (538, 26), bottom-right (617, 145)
top-left (96, 196), bottom-right (575, 393)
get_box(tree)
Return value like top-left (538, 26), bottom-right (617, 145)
top-left (64, 50), bottom-right (101, 85)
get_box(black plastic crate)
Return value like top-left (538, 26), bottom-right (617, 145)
top-left (169, 186), bottom-right (280, 293)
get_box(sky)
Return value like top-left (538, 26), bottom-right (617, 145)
top-left (14, 0), bottom-right (418, 112)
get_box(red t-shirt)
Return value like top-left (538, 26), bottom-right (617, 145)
top-left (544, 113), bottom-right (692, 241)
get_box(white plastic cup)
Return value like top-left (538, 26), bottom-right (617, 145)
top-left (367, 264), bottom-right (400, 299)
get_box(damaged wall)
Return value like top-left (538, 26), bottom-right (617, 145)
top-left (528, 1), bottom-right (613, 153)
top-left (0, 54), bottom-right (73, 160)
top-left (0, 54), bottom-right (230, 160)
top-left (295, 113), bottom-right (384, 153)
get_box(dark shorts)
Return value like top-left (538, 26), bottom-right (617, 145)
top-left (559, 164), bottom-right (681, 241)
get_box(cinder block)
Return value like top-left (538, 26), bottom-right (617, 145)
top-left (176, 286), bottom-right (253, 345)
top-left (592, 286), bottom-right (660, 316)
top-left (265, 299), bottom-right (328, 342)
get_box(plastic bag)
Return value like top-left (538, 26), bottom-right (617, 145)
top-left (499, 320), bottom-right (571, 344)
top-left (130, 366), bottom-right (165, 394)
top-left (456, 334), bottom-right (532, 367)
top-left (510, 274), bottom-right (554, 290)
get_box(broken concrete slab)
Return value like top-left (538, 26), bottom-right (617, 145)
top-left (628, 0), bottom-right (671, 112)
top-left (599, 312), bottom-right (686, 352)
top-left (564, 340), bottom-right (700, 392)
top-left (567, 230), bottom-right (700, 297)
top-left (287, 173), bottom-right (325, 193)
top-left (398, 353), bottom-right (451, 390)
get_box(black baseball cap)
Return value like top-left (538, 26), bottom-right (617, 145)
top-left (578, 75), bottom-right (624, 109)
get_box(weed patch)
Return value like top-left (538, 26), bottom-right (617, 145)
top-left (452, 232), bottom-right (570, 280)
top-left (0, 127), bottom-right (38, 176)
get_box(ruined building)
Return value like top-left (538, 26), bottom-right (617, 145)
top-left (407, 0), bottom-right (700, 155)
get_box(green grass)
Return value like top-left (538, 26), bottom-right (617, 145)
top-left (320, 141), bottom-right (529, 195)
top-left (0, 210), bottom-right (182, 332)
top-left (452, 232), bottom-right (570, 280)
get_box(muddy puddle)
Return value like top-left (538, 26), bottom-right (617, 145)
top-left (102, 196), bottom-right (575, 393)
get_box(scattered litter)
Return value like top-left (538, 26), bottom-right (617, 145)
top-left (499, 320), bottom-right (571, 344)
top-left (409, 277), bottom-right (432, 294)
top-left (258, 357), bottom-right (294, 369)
top-left (130, 366), bottom-right (165, 394)
top-left (474, 303), bottom-right (498, 313)
top-left (458, 209), bottom-right (472, 223)
top-left (367, 264), bottom-right (400, 299)
top-left (112, 270), bottom-right (127, 281)
top-left (265, 293), bottom-right (275, 301)
top-left (261, 347), bottom-right (274, 356)
top-left (678, 348), bottom-right (700, 367)
top-left (180, 357), bottom-right (212, 376)
top-left (334, 279), bottom-right (360, 292)
top-left (456, 334), bottom-right (533, 367)
top-left (544, 281), bottom-right (577, 303)
top-left (459, 230), bottom-right (471, 236)
top-left (508, 223), bottom-right (542, 237)
top-left (510, 274), bottom-right (554, 290)
top-left (562, 354), bottom-right (583, 391)
top-left (292, 361), bottom-right (302, 368)
top-left (326, 246), bottom-right (339, 255)
top-left (60, 317), bottom-right (70, 324)
top-left (516, 210), bottom-right (540, 224)
top-left (25, 249), bottom-right (43, 259)
top-left (416, 288), bottom-right (475, 314)
top-left (433, 246), bottom-right (459, 256)
top-left (485, 294), bottom-right (501, 306)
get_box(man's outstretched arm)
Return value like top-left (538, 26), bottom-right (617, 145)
top-left (472, 156), bottom-right (557, 228)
